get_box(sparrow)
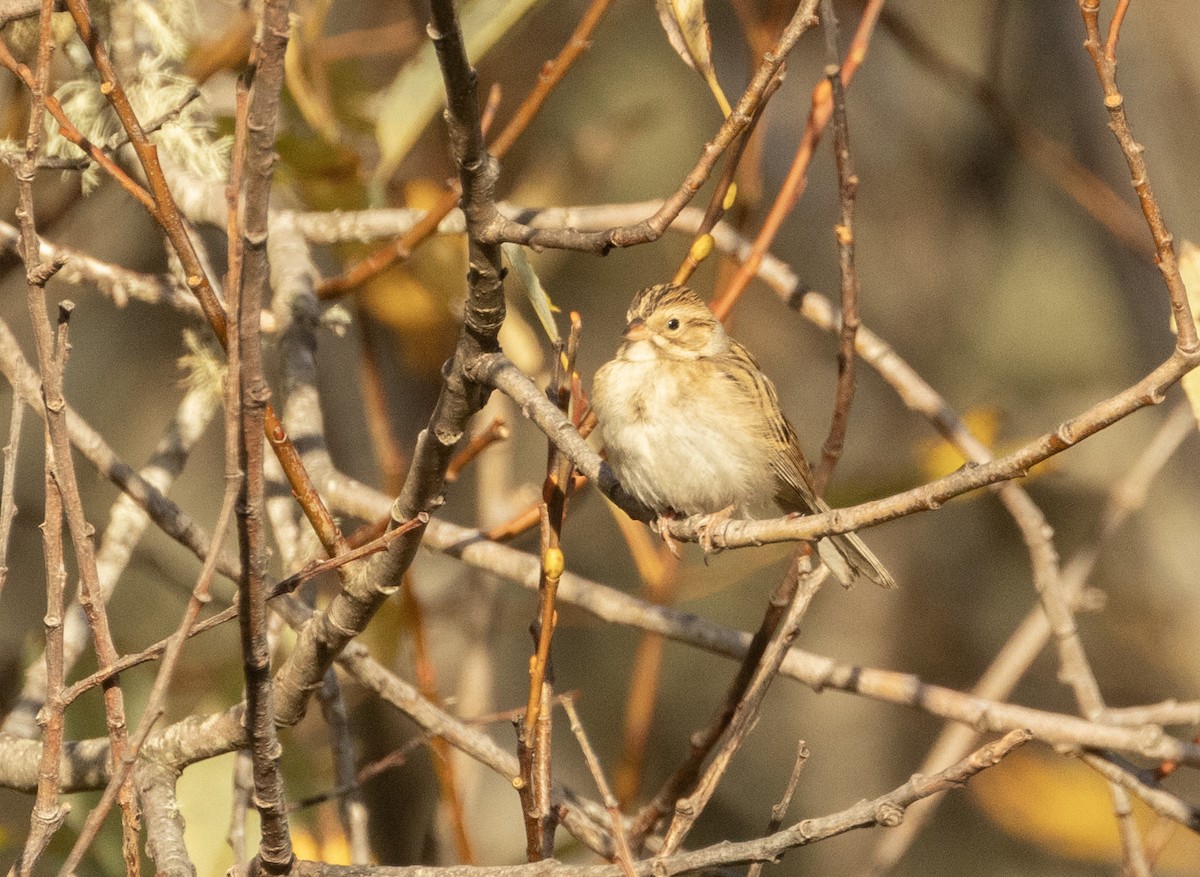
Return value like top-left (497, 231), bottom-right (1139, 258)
top-left (591, 283), bottom-right (895, 589)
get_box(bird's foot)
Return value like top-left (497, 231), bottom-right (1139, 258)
top-left (695, 503), bottom-right (736, 560)
top-left (651, 513), bottom-right (683, 560)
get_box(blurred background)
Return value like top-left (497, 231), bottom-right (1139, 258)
top-left (1, 0), bottom-right (1198, 874)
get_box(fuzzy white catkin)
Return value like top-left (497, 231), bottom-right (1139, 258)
top-left (30, 0), bottom-right (230, 193)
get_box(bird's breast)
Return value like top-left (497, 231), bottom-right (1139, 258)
top-left (592, 357), bottom-right (775, 516)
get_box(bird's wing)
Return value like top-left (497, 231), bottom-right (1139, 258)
top-left (717, 339), bottom-right (822, 513)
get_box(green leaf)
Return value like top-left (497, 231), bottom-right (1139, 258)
top-left (502, 242), bottom-right (560, 344)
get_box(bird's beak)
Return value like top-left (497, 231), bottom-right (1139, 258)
top-left (623, 318), bottom-right (649, 342)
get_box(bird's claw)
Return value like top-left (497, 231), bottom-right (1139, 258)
top-left (651, 514), bottom-right (683, 560)
top-left (695, 503), bottom-right (736, 560)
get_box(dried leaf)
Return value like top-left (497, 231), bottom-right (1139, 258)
top-left (655, 0), bottom-right (732, 116)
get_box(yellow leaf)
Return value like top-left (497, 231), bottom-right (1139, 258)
top-left (970, 746), bottom-right (1200, 869)
top-left (916, 406), bottom-right (1002, 482)
top-left (655, 0), bottom-right (732, 117)
top-left (291, 826), bottom-right (324, 863)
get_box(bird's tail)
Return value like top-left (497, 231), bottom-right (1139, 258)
top-left (816, 530), bottom-right (896, 590)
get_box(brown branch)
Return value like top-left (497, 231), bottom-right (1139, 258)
top-left (867, 400), bottom-right (1198, 873)
top-left (413, 516), bottom-right (1200, 767)
top-left (316, 0), bottom-right (616, 298)
top-left (0, 35), bottom-right (158, 214)
top-left (710, 0), bottom-right (884, 322)
top-left (445, 416), bottom-right (510, 483)
top-left (1078, 0), bottom-right (1197, 352)
top-left (518, 316), bottom-right (582, 859)
top-left (235, 2), bottom-right (295, 870)
top-left (58, 379), bottom-right (240, 874)
top-left (356, 316), bottom-right (408, 495)
top-left (288, 730), bottom-right (1031, 877)
top-left (53, 0), bottom-right (344, 567)
top-left (746, 740), bottom-right (810, 877)
top-left (562, 697), bottom-right (638, 877)
top-left (671, 74), bottom-right (782, 288)
top-left (315, 669), bottom-right (373, 865)
top-left (8, 3), bottom-right (139, 870)
top-left (0, 220), bottom-right (278, 329)
top-left (484, 2), bottom-right (821, 255)
top-left (659, 558), bottom-right (828, 854)
top-left (612, 520), bottom-right (679, 808)
top-left (401, 576), bottom-right (475, 864)
top-left (0, 397), bottom-right (22, 601)
top-left (1103, 0), bottom-right (1132, 64)
top-left (16, 399), bottom-right (69, 876)
top-left (812, 0), bottom-right (861, 495)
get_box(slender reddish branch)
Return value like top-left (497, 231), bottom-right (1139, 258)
top-left (316, 0), bottom-right (617, 297)
top-left (56, 0), bottom-right (346, 562)
top-left (711, 0), bottom-right (884, 322)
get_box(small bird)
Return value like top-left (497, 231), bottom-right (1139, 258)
top-left (591, 283), bottom-right (895, 589)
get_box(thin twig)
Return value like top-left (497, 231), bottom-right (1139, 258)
top-left (812, 0), bottom-right (861, 495)
top-left (1078, 0), bottom-right (1197, 353)
top-left (58, 0), bottom-right (346, 563)
top-left (287, 730), bottom-right (1032, 877)
top-left (658, 558), bottom-right (828, 854)
top-left (316, 0), bottom-right (617, 297)
top-left (402, 576), bottom-right (475, 863)
top-left (672, 74), bottom-right (782, 287)
top-left (9, 3), bottom-right (140, 869)
top-left (746, 740), bottom-right (810, 877)
top-left (15, 397), bottom-right (69, 877)
top-left (445, 416), bottom-right (510, 483)
top-left (562, 697), bottom-right (638, 877)
top-left (0, 399), bottom-right (23, 601)
top-left (484, 2), bottom-right (821, 255)
top-left (9, 42), bottom-right (62, 869)
top-left (710, 0), bottom-right (884, 322)
top-left (866, 401), bottom-right (1197, 874)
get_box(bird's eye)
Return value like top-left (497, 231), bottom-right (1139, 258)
top-left (666, 318), bottom-right (680, 331)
